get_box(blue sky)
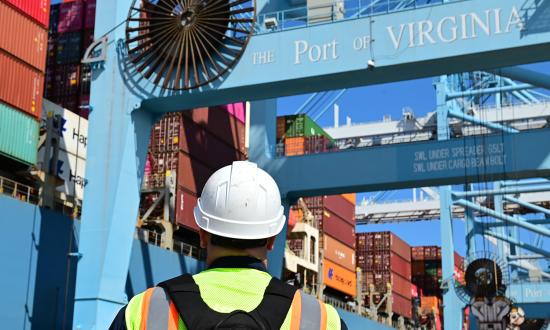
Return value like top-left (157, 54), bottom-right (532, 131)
top-left (277, 62), bottom-right (550, 254)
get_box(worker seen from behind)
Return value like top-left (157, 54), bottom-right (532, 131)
top-left (110, 161), bottom-right (347, 329)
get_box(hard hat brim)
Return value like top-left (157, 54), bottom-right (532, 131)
top-left (193, 199), bottom-right (286, 240)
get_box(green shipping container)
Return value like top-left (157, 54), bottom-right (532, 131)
top-left (0, 102), bottom-right (39, 165)
top-left (283, 114), bottom-right (333, 140)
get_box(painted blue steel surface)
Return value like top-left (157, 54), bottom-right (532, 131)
top-left (436, 77), bottom-right (465, 329)
top-left (258, 128), bottom-right (550, 197)
top-left (337, 309), bottom-right (393, 330)
top-left (125, 241), bottom-right (205, 298)
top-left (144, 0), bottom-right (550, 111)
top-left (0, 196), bottom-right (78, 330)
top-left (509, 282), bottom-right (550, 318)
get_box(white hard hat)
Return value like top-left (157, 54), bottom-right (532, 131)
top-left (194, 161), bottom-right (286, 240)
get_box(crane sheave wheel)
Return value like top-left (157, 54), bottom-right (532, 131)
top-left (126, 0), bottom-right (255, 90)
top-left (464, 258), bottom-right (503, 298)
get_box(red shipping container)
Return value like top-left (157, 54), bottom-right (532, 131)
top-left (0, 51), bottom-right (43, 119)
top-left (320, 210), bottom-right (355, 248)
top-left (412, 246), bottom-right (425, 260)
top-left (179, 117), bottom-right (246, 170)
top-left (58, 0), bottom-right (84, 33)
top-left (175, 186), bottom-right (200, 232)
top-left (412, 260), bottom-right (426, 276)
top-left (323, 195), bottom-right (355, 225)
top-left (177, 152), bottom-right (215, 195)
top-left (304, 135), bottom-right (329, 154)
top-left (276, 117), bottom-right (285, 140)
top-left (0, 2), bottom-right (47, 72)
top-left (392, 292), bottom-right (413, 319)
top-left (222, 102), bottom-right (246, 123)
top-left (4, 0), bottom-right (50, 27)
top-left (183, 107), bottom-right (246, 154)
top-left (84, 0), bottom-right (95, 29)
top-left (374, 251), bottom-right (412, 280)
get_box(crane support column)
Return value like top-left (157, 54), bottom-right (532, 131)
top-left (436, 78), bottom-right (465, 329)
top-left (72, 0), bottom-right (155, 328)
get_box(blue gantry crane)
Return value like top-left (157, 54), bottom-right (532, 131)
top-left (74, 0), bottom-right (550, 328)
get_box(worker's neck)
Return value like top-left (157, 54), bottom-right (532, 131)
top-left (206, 246), bottom-right (268, 268)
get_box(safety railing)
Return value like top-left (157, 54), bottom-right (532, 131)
top-left (0, 176), bottom-right (39, 205)
top-left (173, 239), bottom-right (206, 260)
top-left (255, 0), bottom-right (464, 34)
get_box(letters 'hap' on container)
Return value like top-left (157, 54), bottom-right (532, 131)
top-left (4, 0), bottom-right (50, 27)
top-left (0, 1), bottom-right (47, 72)
top-left (0, 102), bottom-right (39, 165)
top-left (323, 259), bottom-right (357, 297)
top-left (42, 99), bottom-right (88, 157)
top-left (323, 234), bottom-right (355, 271)
top-left (0, 51), bottom-right (43, 119)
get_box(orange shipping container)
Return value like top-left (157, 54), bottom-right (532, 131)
top-left (0, 51), bottom-right (43, 119)
top-left (284, 137), bottom-right (305, 156)
top-left (323, 234), bottom-right (356, 271)
top-left (420, 296), bottom-right (440, 314)
top-left (323, 259), bottom-right (357, 297)
top-left (0, 2), bottom-right (47, 72)
top-left (342, 193), bottom-right (356, 205)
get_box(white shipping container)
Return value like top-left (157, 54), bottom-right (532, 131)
top-left (42, 99), bottom-right (88, 158)
top-left (37, 148), bottom-right (87, 201)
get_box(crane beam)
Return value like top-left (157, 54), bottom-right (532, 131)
top-left (143, 0), bottom-right (550, 111)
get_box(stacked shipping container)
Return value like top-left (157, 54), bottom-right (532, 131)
top-left (45, 0), bottom-right (95, 117)
top-left (141, 105), bottom-right (247, 232)
top-left (0, 0), bottom-right (50, 165)
top-left (276, 114), bottom-right (335, 156)
top-left (356, 232), bottom-right (413, 319)
top-left (411, 246), bottom-right (465, 329)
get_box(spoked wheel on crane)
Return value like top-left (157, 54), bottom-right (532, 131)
top-left (125, 0), bottom-right (256, 90)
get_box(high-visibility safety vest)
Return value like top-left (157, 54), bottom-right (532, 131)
top-left (122, 267), bottom-right (342, 329)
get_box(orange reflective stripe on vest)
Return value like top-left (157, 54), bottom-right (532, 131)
top-left (140, 288), bottom-right (154, 330)
top-left (290, 291), bottom-right (302, 330)
top-left (167, 302), bottom-right (179, 330)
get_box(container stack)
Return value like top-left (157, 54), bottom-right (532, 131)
top-left (140, 105), bottom-right (247, 233)
top-left (45, 0), bottom-right (95, 117)
top-left (356, 232), bottom-right (413, 319)
top-left (276, 114), bottom-right (335, 156)
top-left (0, 0), bottom-right (50, 167)
top-left (411, 246), bottom-right (465, 327)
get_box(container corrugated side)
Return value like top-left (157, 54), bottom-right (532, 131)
top-left (175, 186), bottom-right (200, 232)
top-left (3, 0), bottom-right (50, 28)
top-left (184, 107), bottom-right (246, 154)
top-left (0, 51), bottom-right (43, 119)
top-left (57, 0), bottom-right (84, 33)
top-left (178, 116), bottom-right (246, 169)
top-left (320, 210), bottom-right (355, 248)
top-left (0, 1), bottom-right (47, 72)
top-left (177, 152), bottom-right (215, 195)
top-left (323, 195), bottom-right (355, 225)
top-left (323, 234), bottom-right (356, 271)
top-left (323, 259), bottom-right (357, 297)
top-left (0, 102), bottom-right (38, 165)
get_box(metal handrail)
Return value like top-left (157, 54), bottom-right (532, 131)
top-left (255, 0), bottom-right (466, 34)
top-left (0, 176), bottom-right (39, 205)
